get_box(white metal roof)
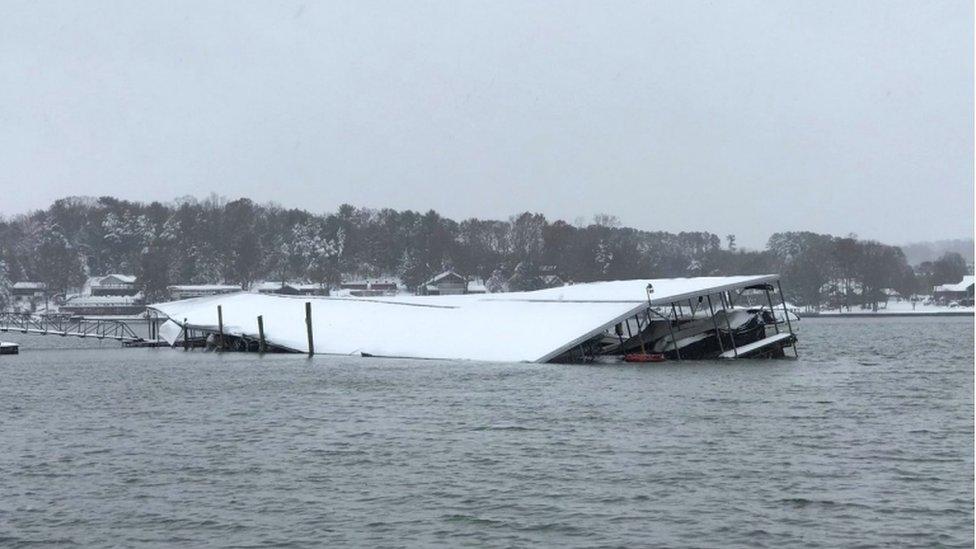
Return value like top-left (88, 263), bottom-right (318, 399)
top-left (150, 275), bottom-right (778, 363)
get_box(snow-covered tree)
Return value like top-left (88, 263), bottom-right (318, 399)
top-left (486, 268), bottom-right (508, 293)
top-left (0, 260), bottom-right (11, 310)
top-left (36, 223), bottom-right (86, 294)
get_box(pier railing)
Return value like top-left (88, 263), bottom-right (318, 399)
top-left (0, 313), bottom-right (144, 342)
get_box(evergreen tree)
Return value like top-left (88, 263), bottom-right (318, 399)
top-left (35, 223), bottom-right (85, 295)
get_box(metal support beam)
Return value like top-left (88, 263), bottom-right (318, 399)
top-left (720, 295), bottom-right (738, 358)
top-left (776, 281), bottom-right (798, 358)
top-left (706, 294), bottom-right (726, 355)
top-left (650, 305), bottom-right (681, 361)
top-left (764, 288), bottom-right (780, 334)
top-left (634, 314), bottom-right (647, 354)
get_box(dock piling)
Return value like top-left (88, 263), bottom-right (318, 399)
top-left (305, 302), bottom-right (314, 356)
top-left (257, 315), bottom-right (266, 354)
top-left (217, 305), bottom-right (224, 352)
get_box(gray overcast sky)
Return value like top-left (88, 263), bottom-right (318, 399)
top-left (0, 0), bottom-right (972, 248)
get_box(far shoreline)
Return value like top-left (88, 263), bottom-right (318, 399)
top-left (799, 311), bottom-right (974, 318)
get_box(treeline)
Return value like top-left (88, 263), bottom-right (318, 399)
top-left (0, 196), bottom-right (969, 308)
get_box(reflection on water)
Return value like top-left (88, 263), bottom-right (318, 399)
top-left (1, 317), bottom-right (972, 547)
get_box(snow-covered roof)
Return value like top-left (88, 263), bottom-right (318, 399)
top-left (424, 271), bottom-right (465, 285)
top-left (64, 293), bottom-right (144, 305)
top-left (167, 285), bottom-right (241, 291)
top-left (255, 281), bottom-right (329, 291)
top-left (934, 275), bottom-right (975, 293)
top-left (341, 279), bottom-right (399, 286)
top-left (96, 274), bottom-right (137, 285)
top-left (291, 283), bottom-right (329, 290)
top-left (12, 282), bottom-right (46, 290)
top-left (253, 281), bottom-right (286, 291)
top-left (150, 275), bottom-right (779, 363)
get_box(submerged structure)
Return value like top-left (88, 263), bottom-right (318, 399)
top-left (148, 275), bottom-right (797, 363)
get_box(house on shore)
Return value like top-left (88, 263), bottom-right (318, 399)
top-left (11, 282), bottom-right (47, 312)
top-left (338, 279), bottom-right (399, 297)
top-left (61, 294), bottom-right (145, 316)
top-left (91, 274), bottom-right (139, 296)
top-left (539, 265), bottom-right (566, 288)
top-left (254, 281), bottom-right (330, 297)
top-left (167, 284), bottom-right (242, 301)
top-left (420, 271), bottom-right (468, 295)
top-left (933, 275), bottom-right (975, 305)
top-left (59, 274), bottom-right (145, 315)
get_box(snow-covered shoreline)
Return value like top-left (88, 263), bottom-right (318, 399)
top-left (798, 301), bottom-right (973, 318)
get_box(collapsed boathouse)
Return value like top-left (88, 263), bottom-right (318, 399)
top-left (148, 275), bottom-right (798, 363)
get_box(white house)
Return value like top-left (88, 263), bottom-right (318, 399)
top-left (10, 282), bottom-right (47, 312)
top-left (91, 274), bottom-right (139, 296)
top-left (933, 275), bottom-right (975, 305)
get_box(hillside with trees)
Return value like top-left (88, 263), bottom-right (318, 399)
top-left (0, 196), bottom-right (967, 310)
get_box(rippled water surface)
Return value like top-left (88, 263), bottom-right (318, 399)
top-left (1, 317), bottom-right (973, 547)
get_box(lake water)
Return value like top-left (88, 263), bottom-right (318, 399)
top-left (1, 317), bottom-right (972, 547)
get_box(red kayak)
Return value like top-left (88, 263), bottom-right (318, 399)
top-left (623, 353), bottom-right (666, 363)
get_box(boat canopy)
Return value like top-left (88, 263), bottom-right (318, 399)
top-left (149, 275), bottom-right (780, 363)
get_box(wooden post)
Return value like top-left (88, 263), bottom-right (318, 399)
top-left (183, 318), bottom-right (189, 351)
top-left (305, 301), bottom-right (314, 355)
top-left (257, 315), bottom-right (266, 354)
top-left (217, 305), bottom-right (224, 352)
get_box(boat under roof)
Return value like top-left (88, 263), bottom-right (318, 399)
top-left (149, 275), bottom-right (797, 363)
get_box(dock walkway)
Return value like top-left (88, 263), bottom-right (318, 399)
top-left (0, 313), bottom-right (145, 342)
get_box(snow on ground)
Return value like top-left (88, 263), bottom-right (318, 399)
top-left (809, 301), bottom-right (974, 315)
